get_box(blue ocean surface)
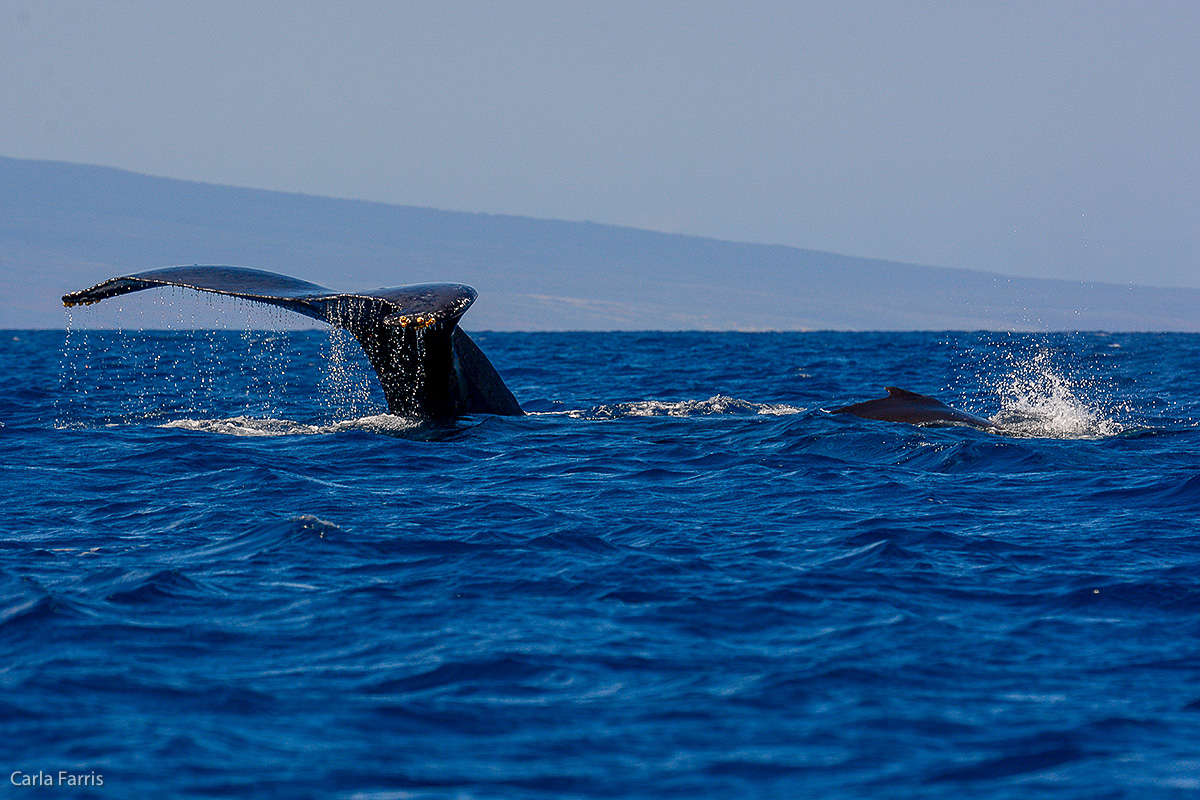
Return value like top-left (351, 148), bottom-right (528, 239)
top-left (3, 324), bottom-right (1200, 798)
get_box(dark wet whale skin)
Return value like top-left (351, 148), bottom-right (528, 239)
top-left (830, 386), bottom-right (997, 429)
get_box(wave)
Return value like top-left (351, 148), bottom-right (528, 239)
top-left (168, 515), bottom-right (348, 564)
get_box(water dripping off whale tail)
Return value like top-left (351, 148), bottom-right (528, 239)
top-left (829, 386), bottom-right (998, 430)
top-left (62, 265), bottom-right (524, 420)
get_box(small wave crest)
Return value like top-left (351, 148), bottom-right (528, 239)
top-left (562, 394), bottom-right (804, 420)
top-left (168, 515), bottom-right (347, 565)
top-left (160, 414), bottom-right (419, 437)
top-left (989, 349), bottom-right (1124, 439)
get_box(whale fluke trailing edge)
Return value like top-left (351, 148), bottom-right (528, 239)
top-left (63, 265), bottom-right (523, 420)
top-left (830, 386), bottom-right (997, 430)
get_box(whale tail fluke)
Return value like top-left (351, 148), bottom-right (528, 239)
top-left (63, 265), bottom-right (523, 419)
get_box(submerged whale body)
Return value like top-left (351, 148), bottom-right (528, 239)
top-left (63, 265), bottom-right (523, 420)
top-left (830, 386), bottom-right (997, 430)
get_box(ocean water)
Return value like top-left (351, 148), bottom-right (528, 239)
top-left (3, 325), bottom-right (1200, 798)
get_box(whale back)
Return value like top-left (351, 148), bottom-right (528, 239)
top-left (831, 386), bottom-right (996, 429)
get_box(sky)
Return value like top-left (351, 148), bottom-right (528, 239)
top-left (2, 1), bottom-right (1198, 289)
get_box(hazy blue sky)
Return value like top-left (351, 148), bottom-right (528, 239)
top-left (3, 1), bottom-right (1197, 288)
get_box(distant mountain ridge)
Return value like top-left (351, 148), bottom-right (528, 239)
top-left (3, 155), bottom-right (1197, 331)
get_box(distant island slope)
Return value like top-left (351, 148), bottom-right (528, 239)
top-left (3, 155), bottom-right (1197, 331)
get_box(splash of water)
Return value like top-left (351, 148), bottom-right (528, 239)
top-left (989, 348), bottom-right (1124, 439)
top-left (319, 322), bottom-right (378, 419)
top-left (60, 287), bottom-right (388, 425)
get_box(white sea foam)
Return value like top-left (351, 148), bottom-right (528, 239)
top-left (160, 414), bottom-right (418, 437)
top-left (562, 394), bottom-right (804, 420)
